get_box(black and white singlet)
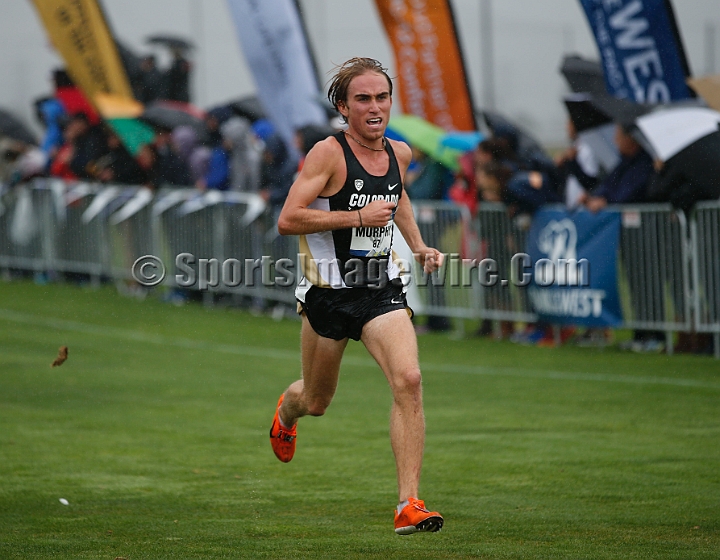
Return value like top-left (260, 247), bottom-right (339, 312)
top-left (296, 132), bottom-right (404, 300)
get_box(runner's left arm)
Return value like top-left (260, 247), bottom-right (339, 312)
top-left (390, 140), bottom-right (444, 273)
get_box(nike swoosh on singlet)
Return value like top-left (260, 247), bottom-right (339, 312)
top-left (388, 183), bottom-right (399, 190)
top-left (391, 296), bottom-right (404, 304)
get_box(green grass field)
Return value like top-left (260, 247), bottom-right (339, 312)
top-left (1, 280), bottom-right (718, 559)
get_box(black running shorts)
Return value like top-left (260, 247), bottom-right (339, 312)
top-left (298, 281), bottom-right (413, 341)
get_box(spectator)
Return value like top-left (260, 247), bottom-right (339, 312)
top-left (171, 125), bottom-right (206, 182)
top-left (555, 119), bottom-right (600, 209)
top-left (35, 97), bottom-right (66, 159)
top-left (138, 131), bottom-right (192, 190)
top-left (259, 132), bottom-right (296, 209)
top-left (294, 124), bottom-right (334, 173)
top-left (53, 69), bottom-right (100, 126)
top-left (49, 116), bottom-right (81, 180)
top-left (447, 151), bottom-right (479, 216)
top-left (96, 133), bottom-right (147, 185)
top-left (504, 169), bottom-right (562, 215)
top-left (197, 111), bottom-right (230, 191)
top-left (66, 114), bottom-right (108, 181)
top-left (646, 132), bottom-right (720, 213)
top-left (473, 162), bottom-right (517, 339)
top-left (0, 139), bottom-right (47, 186)
top-left (476, 161), bottom-right (512, 204)
top-left (223, 117), bottom-right (262, 192)
top-left (48, 113), bottom-right (106, 181)
top-left (138, 55), bottom-right (165, 104)
top-left (201, 144), bottom-right (230, 191)
top-left (579, 124), bottom-right (658, 351)
top-left (165, 48), bottom-right (191, 103)
top-left (405, 148), bottom-right (454, 202)
top-left (581, 124), bottom-right (653, 212)
top-left (476, 138), bottom-right (517, 170)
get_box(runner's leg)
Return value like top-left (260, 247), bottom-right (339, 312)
top-left (361, 309), bottom-right (424, 502)
top-left (279, 314), bottom-right (348, 426)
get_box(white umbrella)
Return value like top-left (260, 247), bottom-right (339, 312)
top-left (636, 107), bottom-right (720, 161)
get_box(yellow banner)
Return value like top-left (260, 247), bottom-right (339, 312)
top-left (374, 0), bottom-right (475, 131)
top-left (31, 0), bottom-right (133, 101)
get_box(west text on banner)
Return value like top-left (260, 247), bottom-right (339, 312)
top-left (226, 0), bottom-right (326, 158)
top-left (374, 0), bottom-right (475, 131)
top-left (526, 209), bottom-right (623, 327)
top-left (578, 0), bottom-right (692, 102)
top-left (30, 0), bottom-right (133, 101)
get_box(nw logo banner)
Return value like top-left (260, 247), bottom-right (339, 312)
top-left (527, 209), bottom-right (623, 327)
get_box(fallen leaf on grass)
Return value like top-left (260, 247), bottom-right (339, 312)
top-left (51, 346), bottom-right (68, 367)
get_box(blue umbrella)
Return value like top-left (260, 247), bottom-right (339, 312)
top-left (439, 131), bottom-right (484, 152)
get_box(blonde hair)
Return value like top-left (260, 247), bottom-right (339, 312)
top-left (327, 58), bottom-right (393, 121)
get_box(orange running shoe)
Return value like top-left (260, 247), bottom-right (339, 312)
top-left (394, 498), bottom-right (444, 535)
top-left (269, 394), bottom-right (296, 463)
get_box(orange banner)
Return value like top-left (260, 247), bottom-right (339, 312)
top-left (374, 0), bottom-right (475, 131)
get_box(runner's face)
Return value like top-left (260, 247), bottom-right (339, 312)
top-left (339, 72), bottom-right (392, 141)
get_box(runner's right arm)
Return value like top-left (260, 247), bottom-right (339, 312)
top-left (278, 138), bottom-right (394, 235)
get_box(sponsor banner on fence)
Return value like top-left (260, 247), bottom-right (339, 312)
top-left (527, 209), bottom-right (622, 327)
top-left (578, 0), bottom-right (692, 102)
top-left (31, 0), bottom-right (133, 100)
top-left (374, 0), bottom-right (475, 131)
top-left (226, 0), bottom-right (326, 158)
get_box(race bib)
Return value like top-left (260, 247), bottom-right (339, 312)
top-left (349, 220), bottom-right (394, 257)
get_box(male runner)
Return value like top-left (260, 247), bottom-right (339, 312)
top-left (269, 58), bottom-right (444, 535)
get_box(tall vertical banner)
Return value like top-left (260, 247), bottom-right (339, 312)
top-left (226, 0), bottom-right (326, 157)
top-left (578, 0), bottom-right (692, 103)
top-left (30, 0), bottom-right (134, 101)
top-left (374, 0), bottom-right (475, 131)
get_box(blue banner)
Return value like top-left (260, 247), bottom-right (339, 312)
top-left (526, 209), bottom-right (622, 327)
top-left (578, 0), bottom-right (691, 102)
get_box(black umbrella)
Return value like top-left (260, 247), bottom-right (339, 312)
top-left (560, 55), bottom-right (606, 94)
top-left (586, 93), bottom-right (653, 129)
top-left (0, 109), bottom-right (37, 145)
top-left (140, 103), bottom-right (208, 141)
top-left (228, 96), bottom-right (267, 123)
top-left (647, 130), bottom-right (720, 212)
top-left (146, 35), bottom-right (194, 51)
top-left (478, 109), bottom-right (553, 167)
top-left (563, 93), bottom-right (613, 133)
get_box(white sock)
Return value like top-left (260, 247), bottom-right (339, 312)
top-left (397, 500), bottom-right (409, 515)
top-left (278, 412), bottom-right (291, 430)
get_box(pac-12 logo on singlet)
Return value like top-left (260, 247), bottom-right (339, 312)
top-left (354, 179), bottom-right (364, 191)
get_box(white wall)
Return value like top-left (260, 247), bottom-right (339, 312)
top-left (1, 0), bottom-right (717, 146)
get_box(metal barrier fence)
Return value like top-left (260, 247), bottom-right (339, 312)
top-left (0, 180), bottom-right (296, 304)
top-left (0, 180), bottom-right (717, 355)
top-left (614, 204), bottom-right (691, 333)
top-left (417, 202), bottom-right (692, 330)
top-left (691, 201), bottom-right (720, 357)
top-left (472, 203), bottom-right (536, 323)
